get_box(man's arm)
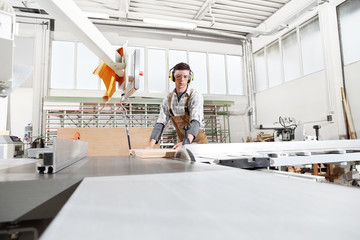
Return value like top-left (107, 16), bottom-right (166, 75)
top-left (145, 96), bottom-right (170, 149)
top-left (145, 123), bottom-right (164, 149)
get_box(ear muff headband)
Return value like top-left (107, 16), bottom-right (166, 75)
top-left (169, 68), bottom-right (194, 84)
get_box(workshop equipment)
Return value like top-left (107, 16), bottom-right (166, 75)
top-left (35, 0), bottom-right (141, 102)
top-left (175, 140), bottom-right (360, 170)
top-left (259, 117), bottom-right (297, 142)
top-left (182, 125), bottom-right (191, 145)
top-left (36, 138), bottom-right (88, 174)
top-left (0, 135), bottom-right (24, 159)
top-left (313, 125), bottom-right (321, 140)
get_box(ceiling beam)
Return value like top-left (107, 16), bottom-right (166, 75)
top-left (194, 0), bottom-right (216, 20)
top-left (254, 0), bottom-right (317, 32)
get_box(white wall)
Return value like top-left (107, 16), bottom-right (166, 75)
top-left (0, 97), bottom-right (8, 131)
top-left (255, 71), bottom-right (341, 140)
top-left (256, 71), bottom-right (328, 124)
top-left (9, 88), bottom-right (33, 138)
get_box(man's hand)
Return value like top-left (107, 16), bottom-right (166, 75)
top-left (145, 139), bottom-right (156, 149)
top-left (172, 142), bottom-right (183, 150)
top-left (172, 134), bottom-right (194, 149)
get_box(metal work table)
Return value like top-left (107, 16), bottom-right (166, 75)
top-left (41, 168), bottom-right (360, 240)
top-left (1, 153), bottom-right (360, 239)
top-left (0, 155), bottom-right (228, 223)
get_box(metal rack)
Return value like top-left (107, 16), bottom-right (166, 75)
top-left (44, 97), bottom-right (233, 148)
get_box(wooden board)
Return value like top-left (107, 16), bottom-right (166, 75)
top-left (341, 87), bottom-right (356, 139)
top-left (57, 127), bottom-right (159, 156)
top-left (131, 149), bottom-right (176, 158)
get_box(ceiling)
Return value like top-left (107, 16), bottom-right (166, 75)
top-left (10, 0), bottom-right (319, 39)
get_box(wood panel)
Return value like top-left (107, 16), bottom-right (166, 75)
top-left (57, 127), bottom-right (159, 156)
top-left (131, 149), bottom-right (176, 158)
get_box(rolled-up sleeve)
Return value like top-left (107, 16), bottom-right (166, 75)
top-left (188, 90), bottom-right (204, 124)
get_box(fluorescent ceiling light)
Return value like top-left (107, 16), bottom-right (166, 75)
top-left (84, 11), bottom-right (110, 19)
top-left (143, 18), bottom-right (197, 30)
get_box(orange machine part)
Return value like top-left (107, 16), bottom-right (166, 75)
top-left (93, 47), bottom-right (125, 102)
top-left (71, 132), bottom-right (81, 140)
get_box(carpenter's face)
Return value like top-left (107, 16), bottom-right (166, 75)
top-left (174, 69), bottom-right (190, 93)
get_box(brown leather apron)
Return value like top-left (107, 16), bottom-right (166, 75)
top-left (169, 89), bottom-right (208, 144)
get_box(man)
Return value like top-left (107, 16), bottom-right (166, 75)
top-left (145, 62), bottom-right (208, 150)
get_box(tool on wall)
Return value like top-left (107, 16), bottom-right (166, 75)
top-left (341, 87), bottom-right (356, 139)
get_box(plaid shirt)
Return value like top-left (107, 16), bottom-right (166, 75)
top-left (156, 88), bottom-right (205, 129)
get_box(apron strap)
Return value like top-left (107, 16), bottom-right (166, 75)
top-left (168, 94), bottom-right (174, 116)
top-left (184, 89), bottom-right (194, 114)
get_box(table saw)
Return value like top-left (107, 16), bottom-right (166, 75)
top-left (1, 140), bottom-right (360, 240)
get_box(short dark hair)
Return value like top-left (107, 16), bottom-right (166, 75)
top-left (173, 62), bottom-right (191, 71)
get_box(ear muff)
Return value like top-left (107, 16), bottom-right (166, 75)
top-left (188, 70), bottom-right (194, 84)
top-left (169, 67), bottom-right (175, 82)
top-left (169, 68), bottom-right (194, 84)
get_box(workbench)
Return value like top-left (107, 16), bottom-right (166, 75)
top-left (1, 154), bottom-right (360, 239)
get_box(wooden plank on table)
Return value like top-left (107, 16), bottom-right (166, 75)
top-left (57, 127), bottom-right (159, 156)
top-left (131, 149), bottom-right (176, 158)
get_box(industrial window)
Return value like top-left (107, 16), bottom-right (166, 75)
top-left (50, 41), bottom-right (243, 96)
top-left (254, 50), bottom-right (267, 92)
top-left (267, 41), bottom-right (282, 88)
top-left (282, 30), bottom-right (300, 82)
top-left (51, 42), bottom-right (145, 91)
top-left (147, 48), bottom-right (167, 92)
top-left (188, 51), bottom-right (208, 94)
top-left (208, 53), bottom-right (226, 94)
top-left (50, 41), bottom-right (75, 89)
top-left (300, 17), bottom-right (323, 75)
top-left (168, 50), bottom-right (187, 68)
top-left (227, 55), bottom-right (243, 95)
top-left (254, 15), bottom-right (324, 92)
top-left (338, 0), bottom-right (360, 65)
top-left (76, 43), bottom-right (99, 90)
